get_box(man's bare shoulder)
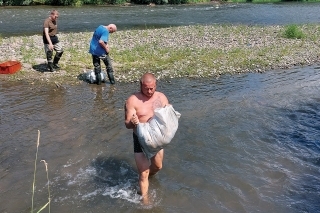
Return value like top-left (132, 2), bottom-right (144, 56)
top-left (155, 91), bottom-right (167, 97)
top-left (155, 91), bottom-right (169, 104)
top-left (126, 92), bottom-right (142, 103)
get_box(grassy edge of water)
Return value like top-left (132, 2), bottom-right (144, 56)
top-left (1, 24), bottom-right (320, 86)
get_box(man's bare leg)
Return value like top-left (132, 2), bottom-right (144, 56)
top-left (134, 152), bottom-right (150, 203)
top-left (149, 149), bottom-right (164, 176)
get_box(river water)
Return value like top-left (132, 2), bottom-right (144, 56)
top-left (1, 3), bottom-right (320, 213)
top-left (1, 65), bottom-right (320, 212)
top-left (1, 2), bottom-right (320, 36)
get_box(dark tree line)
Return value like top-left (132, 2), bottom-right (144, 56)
top-left (0, 0), bottom-right (313, 6)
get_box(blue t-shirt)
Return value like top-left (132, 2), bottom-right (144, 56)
top-left (89, 25), bottom-right (109, 56)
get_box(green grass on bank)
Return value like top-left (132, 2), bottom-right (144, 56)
top-left (0, 24), bottom-right (320, 84)
top-left (283, 24), bottom-right (305, 39)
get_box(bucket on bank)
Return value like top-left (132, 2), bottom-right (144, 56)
top-left (0, 61), bottom-right (22, 74)
top-left (0, 61), bottom-right (21, 74)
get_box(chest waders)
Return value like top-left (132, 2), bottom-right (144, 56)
top-left (93, 54), bottom-right (115, 85)
top-left (45, 36), bottom-right (64, 72)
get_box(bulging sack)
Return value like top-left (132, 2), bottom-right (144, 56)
top-left (86, 70), bottom-right (106, 84)
top-left (136, 105), bottom-right (181, 159)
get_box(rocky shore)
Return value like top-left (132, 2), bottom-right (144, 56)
top-left (0, 24), bottom-right (319, 85)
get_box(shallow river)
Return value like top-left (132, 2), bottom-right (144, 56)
top-left (1, 65), bottom-right (320, 212)
top-left (1, 2), bottom-right (320, 36)
top-left (1, 2), bottom-right (320, 213)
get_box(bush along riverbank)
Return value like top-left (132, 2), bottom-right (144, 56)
top-left (0, 24), bottom-right (320, 85)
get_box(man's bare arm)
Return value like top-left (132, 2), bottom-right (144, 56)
top-left (161, 93), bottom-right (169, 106)
top-left (44, 28), bottom-right (53, 50)
top-left (98, 40), bottom-right (109, 53)
top-left (124, 97), bottom-right (138, 129)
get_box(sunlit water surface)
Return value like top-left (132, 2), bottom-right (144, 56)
top-left (1, 65), bottom-right (320, 212)
top-left (1, 2), bottom-right (320, 212)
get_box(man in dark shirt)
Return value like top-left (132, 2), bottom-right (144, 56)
top-left (43, 10), bottom-right (64, 72)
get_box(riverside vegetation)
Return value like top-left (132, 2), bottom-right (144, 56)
top-left (0, 24), bottom-right (319, 85)
top-left (3, 0), bottom-right (320, 7)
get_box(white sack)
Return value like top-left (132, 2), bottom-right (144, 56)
top-left (86, 70), bottom-right (106, 84)
top-left (136, 105), bottom-right (181, 159)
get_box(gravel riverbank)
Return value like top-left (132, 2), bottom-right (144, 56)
top-left (0, 24), bottom-right (319, 85)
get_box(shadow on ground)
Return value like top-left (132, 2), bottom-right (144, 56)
top-left (32, 63), bottom-right (50, 73)
top-left (78, 73), bottom-right (88, 82)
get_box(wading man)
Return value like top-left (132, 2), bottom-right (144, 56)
top-left (89, 24), bottom-right (117, 85)
top-left (43, 9), bottom-right (64, 72)
top-left (124, 73), bottom-right (169, 203)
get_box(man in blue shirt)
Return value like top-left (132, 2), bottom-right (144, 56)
top-left (89, 24), bottom-right (117, 85)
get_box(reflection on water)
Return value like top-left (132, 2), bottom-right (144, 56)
top-left (1, 65), bottom-right (320, 212)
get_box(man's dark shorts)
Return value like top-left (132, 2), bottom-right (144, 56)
top-left (133, 132), bottom-right (143, 153)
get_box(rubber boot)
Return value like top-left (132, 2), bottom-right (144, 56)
top-left (94, 67), bottom-right (102, 85)
top-left (53, 52), bottom-right (63, 69)
top-left (46, 51), bottom-right (54, 72)
top-left (48, 62), bottom-right (54, 72)
top-left (102, 54), bottom-right (115, 84)
top-left (107, 71), bottom-right (115, 84)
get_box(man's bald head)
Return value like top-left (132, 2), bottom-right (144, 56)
top-left (140, 73), bottom-right (157, 97)
top-left (107, 24), bottom-right (117, 33)
top-left (140, 73), bottom-right (156, 85)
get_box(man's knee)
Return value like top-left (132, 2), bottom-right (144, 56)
top-left (139, 170), bottom-right (150, 180)
top-left (46, 51), bottom-right (53, 61)
top-left (150, 163), bottom-right (162, 174)
top-left (54, 42), bottom-right (63, 53)
top-left (102, 56), bottom-right (114, 72)
top-left (155, 164), bottom-right (162, 171)
top-left (93, 62), bottom-right (101, 69)
top-left (94, 66), bottom-right (101, 76)
top-left (56, 50), bottom-right (64, 56)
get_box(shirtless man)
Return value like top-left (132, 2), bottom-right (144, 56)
top-left (124, 73), bottom-right (169, 201)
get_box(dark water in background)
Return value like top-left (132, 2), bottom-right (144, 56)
top-left (1, 2), bottom-right (320, 213)
top-left (1, 65), bottom-right (320, 212)
top-left (0, 2), bottom-right (320, 36)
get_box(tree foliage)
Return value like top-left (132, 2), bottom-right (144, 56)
top-left (0, 0), bottom-right (128, 5)
top-left (0, 0), bottom-right (203, 5)
top-left (1, 0), bottom-right (318, 6)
